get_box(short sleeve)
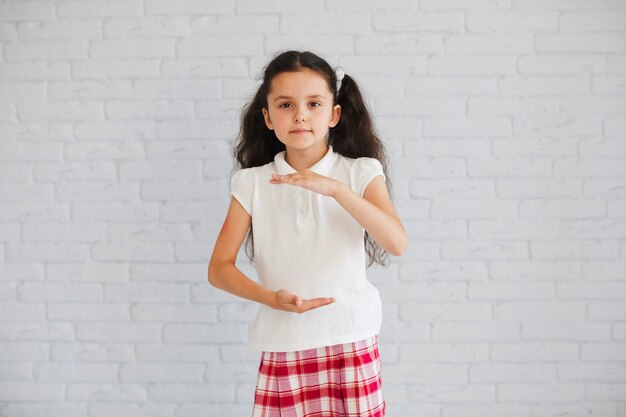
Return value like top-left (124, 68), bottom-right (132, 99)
top-left (230, 168), bottom-right (253, 215)
top-left (355, 157), bottom-right (385, 197)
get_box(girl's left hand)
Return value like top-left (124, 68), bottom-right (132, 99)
top-left (270, 170), bottom-right (339, 197)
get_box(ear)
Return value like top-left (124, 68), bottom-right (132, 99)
top-left (328, 104), bottom-right (341, 128)
top-left (262, 108), bottom-right (274, 130)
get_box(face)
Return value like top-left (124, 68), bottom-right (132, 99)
top-left (262, 68), bottom-right (341, 154)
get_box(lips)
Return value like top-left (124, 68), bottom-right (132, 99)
top-left (291, 129), bottom-right (311, 133)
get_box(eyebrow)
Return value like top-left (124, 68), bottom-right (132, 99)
top-left (273, 94), bottom-right (326, 102)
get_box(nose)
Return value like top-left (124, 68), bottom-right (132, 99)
top-left (293, 106), bottom-right (306, 122)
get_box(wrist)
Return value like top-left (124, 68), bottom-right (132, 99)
top-left (330, 181), bottom-right (348, 199)
top-left (262, 289), bottom-right (278, 309)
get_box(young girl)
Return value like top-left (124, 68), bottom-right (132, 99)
top-left (208, 50), bottom-right (407, 417)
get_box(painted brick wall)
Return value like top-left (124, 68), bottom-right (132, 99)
top-left (1, 1), bottom-right (626, 416)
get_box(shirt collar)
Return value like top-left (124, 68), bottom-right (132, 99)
top-left (274, 145), bottom-right (337, 176)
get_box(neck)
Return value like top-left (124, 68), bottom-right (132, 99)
top-left (285, 144), bottom-right (329, 171)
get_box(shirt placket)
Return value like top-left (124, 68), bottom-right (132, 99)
top-left (296, 189), bottom-right (314, 227)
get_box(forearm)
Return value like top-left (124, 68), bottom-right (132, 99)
top-left (332, 182), bottom-right (407, 256)
top-left (208, 262), bottom-right (276, 309)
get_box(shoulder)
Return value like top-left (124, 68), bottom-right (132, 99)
top-left (335, 154), bottom-right (384, 175)
top-left (231, 161), bottom-right (275, 182)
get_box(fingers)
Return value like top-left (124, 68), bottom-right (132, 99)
top-left (274, 289), bottom-right (335, 314)
top-left (298, 297), bottom-right (335, 313)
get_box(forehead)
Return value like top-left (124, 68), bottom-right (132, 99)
top-left (267, 69), bottom-right (332, 97)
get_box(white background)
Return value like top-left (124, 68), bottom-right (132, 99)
top-left (1, 0), bottom-right (626, 416)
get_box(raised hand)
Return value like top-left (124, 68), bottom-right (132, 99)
top-left (270, 170), bottom-right (339, 197)
top-left (273, 289), bottom-right (335, 314)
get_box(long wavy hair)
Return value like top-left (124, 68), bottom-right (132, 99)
top-left (233, 50), bottom-right (391, 267)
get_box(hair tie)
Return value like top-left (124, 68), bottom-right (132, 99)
top-left (334, 66), bottom-right (345, 93)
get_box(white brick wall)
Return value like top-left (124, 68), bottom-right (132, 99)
top-left (1, 0), bottom-right (625, 416)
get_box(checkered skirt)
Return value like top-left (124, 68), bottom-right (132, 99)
top-left (252, 336), bottom-right (385, 417)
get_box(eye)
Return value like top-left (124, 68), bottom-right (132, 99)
top-left (278, 103), bottom-right (292, 109)
top-left (310, 102), bottom-right (321, 107)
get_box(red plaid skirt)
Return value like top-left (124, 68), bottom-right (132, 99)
top-left (252, 336), bottom-right (385, 417)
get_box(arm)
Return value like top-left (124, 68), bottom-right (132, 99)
top-left (332, 175), bottom-right (408, 256)
top-left (208, 197), bottom-right (335, 313)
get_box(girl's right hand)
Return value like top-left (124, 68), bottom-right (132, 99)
top-left (273, 289), bottom-right (335, 314)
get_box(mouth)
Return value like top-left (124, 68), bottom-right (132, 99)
top-left (290, 129), bottom-right (311, 134)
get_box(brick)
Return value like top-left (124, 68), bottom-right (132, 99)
top-left (0, 81), bottom-right (45, 101)
top-left (177, 36), bottom-right (262, 58)
top-left (146, 0), bottom-right (233, 15)
top-left (51, 342), bottom-right (134, 362)
top-left (469, 97), bottom-right (559, 116)
top-left (519, 54), bottom-right (606, 74)
top-left (0, 323), bottom-right (74, 341)
top-left (491, 341), bottom-right (579, 362)
top-left (0, 342), bottom-right (48, 361)
top-left (0, 203), bottom-right (69, 222)
top-left (191, 15), bottom-right (278, 35)
top-left (132, 303), bottom-right (216, 322)
top-left (424, 118), bottom-right (511, 137)
top-left (7, 243), bottom-right (89, 262)
top-left (47, 263), bottom-right (128, 282)
top-left (72, 202), bottom-right (158, 222)
top-left (91, 39), bottom-right (175, 59)
top-left (356, 34), bottom-right (444, 54)
top-left (470, 363), bottom-right (555, 382)
top-left (91, 243), bottom-right (173, 262)
top-left (22, 222), bottom-right (103, 242)
top-left (57, 0), bottom-right (142, 18)
top-left (148, 383), bottom-right (235, 401)
top-left (77, 323), bottom-right (161, 342)
top-left (18, 282), bottom-right (102, 302)
top-left (494, 301), bottom-right (586, 320)
top-left (135, 344), bottom-right (219, 363)
top-left (429, 55), bottom-right (517, 75)
top-left (48, 80), bottom-right (132, 100)
top-left (163, 323), bottom-right (248, 343)
top-left (34, 363), bottom-right (118, 382)
top-left (161, 57), bottom-right (247, 78)
top-left (467, 11), bottom-right (558, 31)
top-left (4, 41), bottom-right (88, 61)
top-left (0, 183), bottom-right (52, 202)
top-left (1, 403), bottom-right (87, 417)
top-left (105, 100), bottom-right (192, 120)
top-left (0, 382), bottom-right (63, 401)
top-left (17, 20), bottom-right (102, 40)
top-left (72, 60), bottom-right (160, 79)
top-left (560, 11), bottom-right (626, 31)
top-left (104, 17), bottom-right (190, 38)
top-left (522, 321), bottom-right (611, 341)
top-left (432, 322), bottom-right (520, 341)
top-left (18, 101), bottom-right (102, 121)
top-left (120, 363), bottom-right (203, 382)
top-left (0, 301), bottom-right (45, 321)
top-left (373, 11), bottom-right (464, 32)
top-left (0, 2), bottom-right (55, 21)
top-left (48, 303), bottom-right (130, 321)
top-left (0, 61), bottom-right (70, 80)
top-left (141, 180), bottom-right (228, 201)
top-left (90, 403), bottom-right (175, 417)
top-left (537, 33), bottom-right (626, 52)
top-left (66, 383), bottom-right (146, 401)
top-left (558, 363), bottom-right (626, 382)
top-left (446, 34), bottom-right (534, 53)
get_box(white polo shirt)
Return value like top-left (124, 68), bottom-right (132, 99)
top-left (230, 145), bottom-right (385, 352)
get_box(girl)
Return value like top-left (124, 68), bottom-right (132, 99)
top-left (208, 50), bottom-right (407, 417)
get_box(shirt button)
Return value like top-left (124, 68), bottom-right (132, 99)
top-left (299, 206), bottom-right (308, 213)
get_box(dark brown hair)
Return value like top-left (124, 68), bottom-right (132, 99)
top-left (233, 50), bottom-right (391, 267)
